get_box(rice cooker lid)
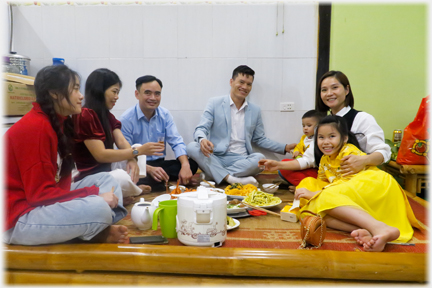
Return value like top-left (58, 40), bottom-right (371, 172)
top-left (178, 187), bottom-right (226, 204)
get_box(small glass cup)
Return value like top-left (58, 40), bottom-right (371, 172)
top-left (259, 165), bottom-right (266, 171)
top-left (156, 133), bottom-right (165, 144)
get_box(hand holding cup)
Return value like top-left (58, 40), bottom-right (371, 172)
top-left (139, 142), bottom-right (164, 156)
top-left (200, 139), bottom-right (214, 157)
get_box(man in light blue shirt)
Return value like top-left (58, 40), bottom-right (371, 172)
top-left (120, 75), bottom-right (198, 191)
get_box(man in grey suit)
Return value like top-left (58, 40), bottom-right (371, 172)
top-left (187, 65), bottom-right (295, 186)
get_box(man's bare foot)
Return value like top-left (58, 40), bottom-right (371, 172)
top-left (91, 225), bottom-right (129, 244)
top-left (123, 196), bottom-right (135, 206)
top-left (288, 186), bottom-right (296, 193)
top-left (139, 185), bottom-right (151, 194)
top-left (363, 226), bottom-right (400, 252)
top-left (351, 229), bottom-right (373, 246)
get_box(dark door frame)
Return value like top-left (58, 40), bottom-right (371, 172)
top-left (317, 3), bottom-right (332, 84)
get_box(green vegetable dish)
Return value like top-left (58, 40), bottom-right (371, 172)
top-left (243, 190), bottom-right (281, 207)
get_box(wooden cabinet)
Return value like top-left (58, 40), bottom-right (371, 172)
top-left (382, 161), bottom-right (428, 197)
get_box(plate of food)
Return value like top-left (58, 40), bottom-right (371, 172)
top-left (227, 216), bottom-right (240, 230)
top-left (167, 180), bottom-right (197, 200)
top-left (224, 183), bottom-right (257, 200)
top-left (226, 194), bottom-right (244, 200)
top-left (242, 190), bottom-right (282, 208)
top-left (228, 211), bottom-right (250, 218)
top-left (227, 199), bottom-right (247, 214)
top-left (253, 199), bottom-right (282, 209)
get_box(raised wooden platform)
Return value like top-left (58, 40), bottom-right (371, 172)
top-left (5, 243), bottom-right (426, 284)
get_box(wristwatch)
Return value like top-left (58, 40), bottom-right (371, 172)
top-left (132, 147), bottom-right (139, 158)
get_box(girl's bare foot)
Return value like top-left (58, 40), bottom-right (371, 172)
top-left (91, 225), bottom-right (129, 244)
top-left (363, 226), bottom-right (400, 252)
top-left (351, 229), bottom-right (373, 246)
top-left (288, 186), bottom-right (296, 193)
top-left (123, 196), bottom-right (135, 206)
top-left (139, 185), bottom-right (151, 194)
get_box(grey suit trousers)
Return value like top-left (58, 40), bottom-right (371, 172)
top-left (186, 142), bottom-right (264, 184)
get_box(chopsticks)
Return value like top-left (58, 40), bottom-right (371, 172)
top-left (202, 179), bottom-right (216, 188)
top-left (242, 202), bottom-right (281, 217)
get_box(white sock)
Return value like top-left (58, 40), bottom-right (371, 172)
top-left (226, 175), bottom-right (258, 187)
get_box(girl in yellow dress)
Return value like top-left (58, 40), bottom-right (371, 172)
top-left (260, 115), bottom-right (420, 252)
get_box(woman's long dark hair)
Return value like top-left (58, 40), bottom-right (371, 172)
top-left (315, 71), bottom-right (354, 113)
top-left (84, 68), bottom-right (122, 149)
top-left (314, 115), bottom-right (362, 165)
top-left (34, 65), bottom-right (79, 177)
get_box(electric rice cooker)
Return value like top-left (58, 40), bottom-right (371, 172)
top-left (176, 186), bottom-right (227, 247)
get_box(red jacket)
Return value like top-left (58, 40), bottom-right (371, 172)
top-left (5, 103), bottom-right (99, 231)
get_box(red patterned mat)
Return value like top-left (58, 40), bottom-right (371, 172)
top-left (120, 196), bottom-right (427, 253)
top-left (120, 174), bottom-right (428, 253)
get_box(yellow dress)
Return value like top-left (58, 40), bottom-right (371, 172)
top-left (297, 143), bottom-right (420, 242)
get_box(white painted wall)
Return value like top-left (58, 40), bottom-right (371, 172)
top-left (6, 2), bottom-right (318, 160)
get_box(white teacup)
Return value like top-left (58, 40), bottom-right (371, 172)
top-left (169, 185), bottom-right (186, 192)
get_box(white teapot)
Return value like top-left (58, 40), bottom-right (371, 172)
top-left (131, 198), bottom-right (156, 230)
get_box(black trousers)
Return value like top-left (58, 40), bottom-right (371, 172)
top-left (137, 157), bottom-right (199, 191)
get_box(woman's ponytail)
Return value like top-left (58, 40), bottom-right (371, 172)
top-left (34, 65), bottom-right (79, 178)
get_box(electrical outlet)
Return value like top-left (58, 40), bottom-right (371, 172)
top-left (280, 102), bottom-right (294, 112)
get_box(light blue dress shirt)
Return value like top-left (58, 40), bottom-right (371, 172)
top-left (120, 104), bottom-right (187, 161)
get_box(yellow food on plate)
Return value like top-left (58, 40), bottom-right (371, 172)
top-left (224, 183), bottom-right (257, 196)
top-left (226, 216), bottom-right (236, 228)
top-left (243, 190), bottom-right (281, 207)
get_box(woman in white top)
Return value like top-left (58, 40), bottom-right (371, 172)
top-left (260, 70), bottom-right (390, 177)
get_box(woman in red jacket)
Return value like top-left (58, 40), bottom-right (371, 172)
top-left (4, 65), bottom-right (129, 245)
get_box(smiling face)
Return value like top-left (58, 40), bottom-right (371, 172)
top-left (302, 117), bottom-right (318, 138)
top-left (229, 73), bottom-right (253, 103)
top-left (317, 124), bottom-right (348, 157)
top-left (104, 83), bottom-right (120, 110)
top-left (54, 76), bottom-right (83, 116)
top-left (320, 76), bottom-right (350, 114)
top-left (135, 80), bottom-right (162, 117)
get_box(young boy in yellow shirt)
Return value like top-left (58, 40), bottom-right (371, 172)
top-left (279, 110), bottom-right (324, 190)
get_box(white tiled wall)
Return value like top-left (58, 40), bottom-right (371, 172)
top-left (6, 2), bottom-right (318, 160)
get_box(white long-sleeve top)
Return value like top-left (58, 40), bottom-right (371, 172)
top-left (297, 106), bottom-right (391, 169)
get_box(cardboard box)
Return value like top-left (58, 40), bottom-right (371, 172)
top-left (280, 204), bottom-right (299, 222)
top-left (3, 73), bottom-right (35, 117)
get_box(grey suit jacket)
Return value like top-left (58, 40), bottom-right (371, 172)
top-left (193, 95), bottom-right (286, 155)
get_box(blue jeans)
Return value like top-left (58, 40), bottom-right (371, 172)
top-left (4, 172), bottom-right (127, 245)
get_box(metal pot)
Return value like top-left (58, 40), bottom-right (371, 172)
top-left (7, 5), bottom-right (31, 75)
top-left (7, 53), bottom-right (30, 75)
